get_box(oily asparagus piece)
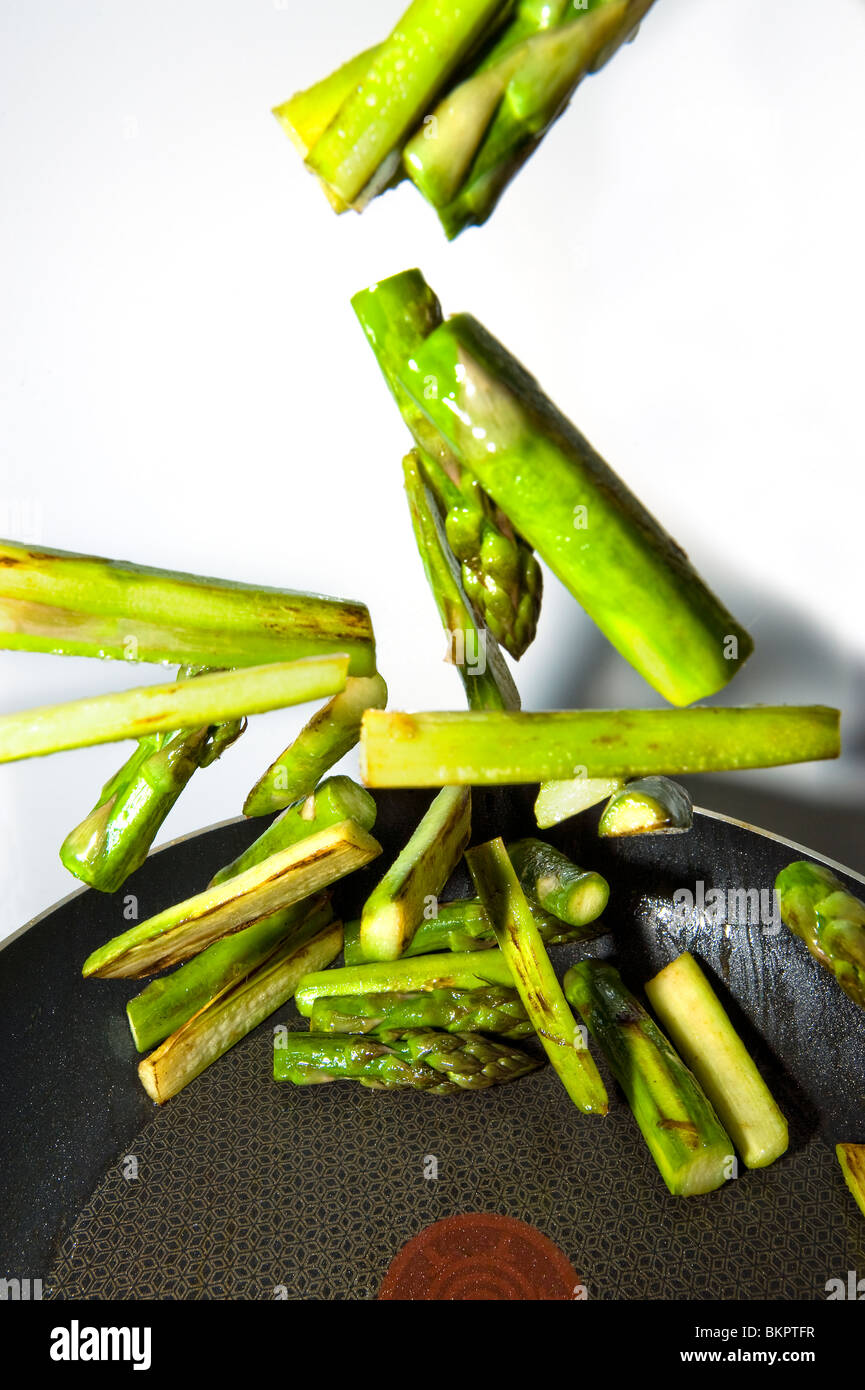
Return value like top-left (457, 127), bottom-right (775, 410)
top-left (243, 673), bottom-right (388, 817)
top-left (776, 861), bottom-right (865, 1012)
top-left (466, 838), bottom-right (608, 1114)
top-left (82, 819), bottom-right (381, 978)
top-left (127, 895), bottom-right (333, 1054)
top-left (360, 707), bottom-right (841, 787)
top-left (403, 451), bottom-right (520, 711)
top-left (274, 1028), bottom-right (541, 1093)
top-left (294, 948), bottom-right (515, 1016)
top-left (211, 775), bottom-right (377, 886)
top-left (535, 776), bottom-right (626, 828)
top-left (139, 920), bottom-right (342, 1103)
top-left (0, 657), bottom-right (351, 764)
top-left (598, 776), bottom-right (693, 838)
top-left (508, 838), bottom-right (609, 926)
top-left (359, 786), bottom-right (471, 960)
top-left (309, 985), bottom-right (532, 1038)
top-left (565, 961), bottom-right (734, 1195)
top-left (836, 1144), bottom-right (865, 1221)
top-left (645, 953), bottom-right (788, 1170)
top-left (0, 539), bottom-right (375, 673)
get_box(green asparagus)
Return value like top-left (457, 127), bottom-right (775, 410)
top-left (535, 776), bottom-right (626, 828)
top-left (294, 948), bottom-right (515, 1016)
top-left (309, 984), bottom-right (531, 1038)
top-left (776, 861), bottom-right (865, 1011)
top-left (598, 776), bottom-right (693, 837)
top-left (274, 1027), bottom-right (541, 1093)
top-left (508, 838), bottom-right (609, 926)
top-left (836, 1144), bottom-right (865, 1221)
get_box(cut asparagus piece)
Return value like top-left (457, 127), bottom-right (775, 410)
top-left (645, 952), bottom-right (788, 1170)
top-left (82, 819), bottom-right (381, 978)
top-left (127, 895), bottom-right (333, 1054)
top-left (598, 776), bottom-right (693, 838)
top-left (0, 539), bottom-right (375, 673)
top-left (508, 838), bottom-right (609, 926)
top-left (776, 861), bottom-right (865, 1011)
top-left (309, 984), bottom-right (531, 1038)
top-left (243, 673), bottom-right (388, 817)
top-left (360, 707), bottom-right (841, 787)
top-left (0, 656), bottom-right (352, 764)
top-left (565, 961), bottom-right (733, 1195)
top-left (294, 949), bottom-right (515, 1016)
top-left (466, 837), bottom-right (608, 1114)
top-left (535, 776), bottom-right (626, 828)
top-left (211, 775), bottom-right (376, 887)
top-left (359, 786), bottom-right (471, 960)
top-left (403, 451), bottom-right (520, 711)
top-left (138, 919), bottom-right (342, 1103)
top-left (836, 1143), bottom-right (865, 1221)
top-left (274, 1028), bottom-right (541, 1093)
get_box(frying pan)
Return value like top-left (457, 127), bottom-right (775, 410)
top-left (1, 788), bottom-right (863, 1300)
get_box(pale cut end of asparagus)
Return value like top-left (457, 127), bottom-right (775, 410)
top-left (82, 819), bottom-right (381, 978)
top-left (535, 777), bottom-right (626, 828)
top-left (645, 952), bottom-right (788, 1170)
top-left (836, 1143), bottom-right (865, 1221)
top-left (138, 921), bottom-right (343, 1103)
top-left (598, 776), bottom-right (694, 837)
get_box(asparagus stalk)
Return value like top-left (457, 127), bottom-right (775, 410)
top-left (243, 673), bottom-right (388, 817)
top-left (309, 984), bottom-right (532, 1038)
top-left (359, 786), bottom-right (471, 960)
top-left (294, 948), bottom-right (515, 1016)
top-left (836, 1144), bottom-right (865, 1221)
top-left (274, 1027), bottom-right (541, 1093)
top-left (138, 919), bottom-right (342, 1103)
top-left (565, 961), bottom-right (734, 1195)
top-left (210, 775), bottom-right (376, 887)
top-left (535, 776), bottom-right (626, 828)
top-left (0, 539), bottom-right (375, 673)
top-left (466, 837), bottom-right (608, 1114)
top-left (508, 838), bottom-right (609, 926)
top-left (359, 707), bottom-right (841, 787)
top-left (645, 953), bottom-right (788, 1170)
top-left (82, 819), bottom-right (381, 978)
top-left (776, 861), bottom-right (865, 1012)
top-left (598, 776), bottom-right (693, 838)
top-left (127, 894), bottom-right (333, 1053)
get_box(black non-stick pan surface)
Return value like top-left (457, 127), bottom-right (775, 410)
top-left (1, 788), bottom-right (863, 1300)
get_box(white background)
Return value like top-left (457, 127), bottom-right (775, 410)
top-left (1, 0), bottom-right (864, 941)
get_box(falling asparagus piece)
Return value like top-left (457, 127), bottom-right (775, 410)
top-left (0, 539), bottom-right (376, 674)
top-left (309, 984), bottom-right (532, 1038)
top-left (139, 919), bottom-right (343, 1103)
top-left (645, 952), bottom-right (788, 1170)
top-left (508, 838), bottom-right (609, 926)
top-left (82, 819), bottom-right (381, 978)
top-left (403, 451), bottom-right (520, 711)
top-left (836, 1144), bottom-right (865, 1221)
top-left (360, 786), bottom-right (471, 960)
top-left (127, 895), bottom-right (333, 1054)
top-left (776, 861), bottom-right (865, 1012)
top-left (274, 1028), bottom-right (541, 1093)
top-left (598, 776), bottom-right (693, 838)
top-left (564, 961), bottom-right (734, 1195)
top-left (466, 837), bottom-right (608, 1114)
top-left (360, 707), bottom-right (841, 787)
top-left (0, 656), bottom-right (351, 765)
top-left (243, 673), bottom-right (388, 817)
top-left (535, 776), bottom-right (626, 828)
top-left (294, 948), bottom-right (515, 1016)
top-left (211, 775), bottom-right (377, 887)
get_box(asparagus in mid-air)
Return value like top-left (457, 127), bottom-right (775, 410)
top-left (309, 984), bottom-right (532, 1038)
top-left (534, 776), bottom-right (626, 828)
top-left (836, 1143), bottom-right (865, 1221)
top-left (274, 1028), bottom-right (541, 1093)
top-left (294, 948), bottom-right (515, 1016)
top-left (776, 861), bottom-right (865, 1011)
top-left (508, 838), bottom-right (609, 926)
top-left (598, 776), bottom-right (693, 837)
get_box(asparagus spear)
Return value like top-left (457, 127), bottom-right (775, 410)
top-left (82, 819), bottom-right (381, 978)
top-left (598, 776), bottom-right (693, 838)
top-left (243, 673), bottom-right (388, 817)
top-left (309, 984), bottom-right (532, 1038)
top-left (211, 775), bottom-right (376, 887)
top-left (564, 961), bottom-right (734, 1195)
top-left (466, 837), bottom-right (608, 1114)
top-left (776, 861), bottom-right (865, 1011)
top-left (139, 919), bottom-right (343, 1103)
top-left (508, 838), bottom-right (609, 926)
top-left (535, 776), bottom-right (626, 828)
top-left (360, 786), bottom-right (471, 960)
top-left (836, 1144), bottom-right (865, 1221)
top-left (274, 1028), bottom-right (541, 1093)
top-left (294, 948), bottom-right (515, 1016)
top-left (0, 539), bottom-right (375, 674)
top-left (645, 953), bottom-right (788, 1170)
top-left (360, 707), bottom-right (841, 787)
top-left (0, 656), bottom-right (350, 764)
